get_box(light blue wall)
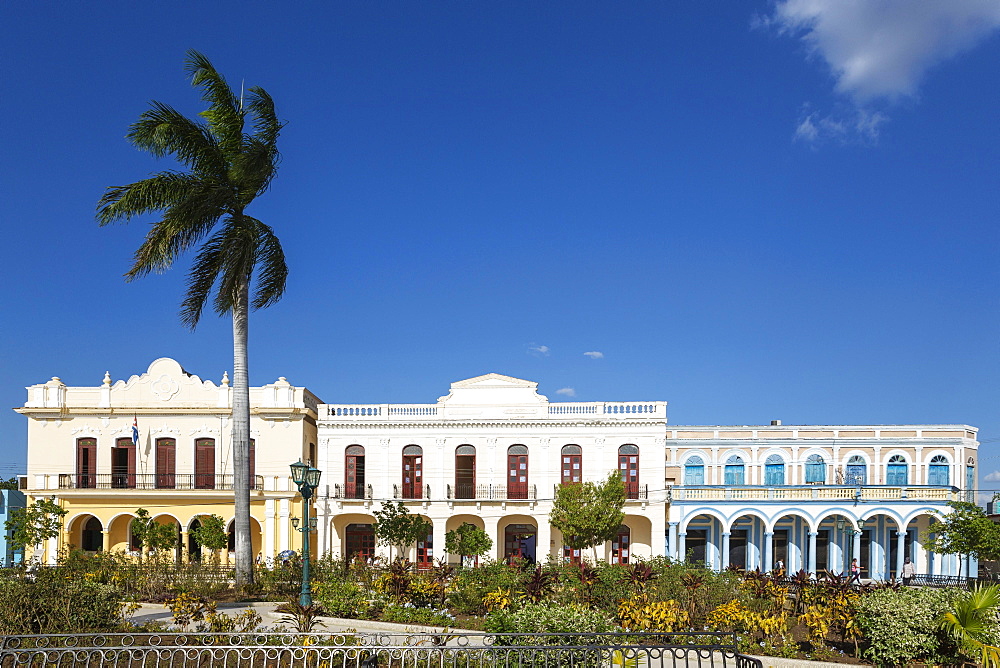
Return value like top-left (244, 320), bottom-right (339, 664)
top-left (1, 489), bottom-right (27, 566)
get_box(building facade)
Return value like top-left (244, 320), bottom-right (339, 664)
top-left (1, 488), bottom-right (27, 566)
top-left (16, 362), bottom-right (979, 578)
top-left (16, 358), bottom-right (320, 563)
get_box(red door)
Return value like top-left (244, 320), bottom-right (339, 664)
top-left (562, 452), bottom-right (581, 484)
top-left (345, 524), bottom-right (375, 563)
top-left (507, 447), bottom-right (528, 499)
top-left (612, 527), bottom-right (630, 564)
top-left (346, 445), bottom-right (365, 498)
top-left (619, 447), bottom-right (639, 499)
top-left (402, 446), bottom-right (422, 499)
top-left (112, 438), bottom-right (136, 488)
top-left (77, 438), bottom-right (96, 488)
top-left (195, 438), bottom-right (215, 489)
top-left (416, 530), bottom-right (433, 570)
top-left (156, 438), bottom-right (176, 489)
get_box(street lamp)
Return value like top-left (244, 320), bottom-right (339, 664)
top-left (290, 459), bottom-right (322, 606)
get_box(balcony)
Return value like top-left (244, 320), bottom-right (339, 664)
top-left (446, 484), bottom-right (537, 501)
top-left (393, 484), bottom-right (431, 500)
top-left (669, 485), bottom-right (959, 503)
top-left (57, 474), bottom-right (264, 491)
top-left (552, 483), bottom-right (648, 500)
top-left (332, 483), bottom-right (373, 500)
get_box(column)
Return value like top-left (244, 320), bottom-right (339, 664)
top-left (853, 530), bottom-right (863, 578)
top-left (432, 518), bottom-right (448, 565)
top-left (651, 510), bottom-right (667, 558)
top-left (536, 520), bottom-right (551, 564)
top-left (102, 530), bottom-right (111, 553)
top-left (677, 532), bottom-right (687, 563)
top-left (896, 531), bottom-right (906, 580)
top-left (179, 530), bottom-right (189, 562)
top-left (278, 498), bottom-right (290, 553)
top-left (315, 499), bottom-right (328, 559)
top-left (807, 531), bottom-right (818, 575)
top-left (721, 532), bottom-right (731, 571)
top-left (488, 517), bottom-right (502, 561)
top-left (763, 531), bottom-right (774, 572)
top-left (668, 522), bottom-right (678, 560)
top-left (264, 499), bottom-right (276, 559)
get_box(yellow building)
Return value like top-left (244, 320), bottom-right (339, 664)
top-left (16, 358), bottom-right (321, 563)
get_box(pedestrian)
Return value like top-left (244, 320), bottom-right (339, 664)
top-left (902, 556), bottom-right (915, 585)
top-left (850, 558), bottom-right (861, 583)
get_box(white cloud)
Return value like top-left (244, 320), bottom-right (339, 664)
top-left (984, 470), bottom-right (1000, 482)
top-left (766, 0), bottom-right (1000, 102)
top-left (583, 351), bottom-right (604, 359)
top-left (795, 107), bottom-right (887, 145)
top-left (528, 344), bottom-right (550, 357)
top-left (556, 387), bottom-right (577, 397)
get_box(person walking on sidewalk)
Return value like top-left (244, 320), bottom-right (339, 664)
top-left (902, 557), bottom-right (915, 585)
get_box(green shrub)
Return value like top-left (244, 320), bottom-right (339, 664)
top-left (314, 579), bottom-right (369, 618)
top-left (484, 601), bottom-right (618, 644)
top-left (448, 560), bottom-right (525, 615)
top-left (854, 586), bottom-right (961, 666)
top-left (380, 604), bottom-right (454, 627)
top-left (0, 569), bottom-right (127, 634)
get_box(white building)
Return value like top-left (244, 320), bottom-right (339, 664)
top-left (16, 362), bottom-right (979, 578)
top-left (316, 373), bottom-right (978, 579)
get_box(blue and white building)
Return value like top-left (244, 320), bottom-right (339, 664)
top-left (1, 488), bottom-right (27, 566)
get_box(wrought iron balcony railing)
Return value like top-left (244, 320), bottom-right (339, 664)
top-left (58, 473), bottom-right (264, 491)
top-left (393, 483), bottom-right (430, 500)
top-left (332, 483), bottom-right (373, 499)
top-left (446, 483), bottom-right (537, 501)
top-left (553, 482), bottom-right (647, 500)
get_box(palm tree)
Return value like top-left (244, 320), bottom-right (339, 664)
top-left (97, 51), bottom-right (287, 586)
top-left (938, 583), bottom-right (1000, 667)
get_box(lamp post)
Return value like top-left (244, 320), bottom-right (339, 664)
top-left (290, 459), bottom-right (322, 606)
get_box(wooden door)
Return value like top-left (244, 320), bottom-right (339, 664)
top-left (195, 438), bottom-right (215, 489)
top-left (507, 448), bottom-right (528, 499)
top-left (402, 450), bottom-right (422, 499)
top-left (156, 438), bottom-right (176, 489)
top-left (76, 438), bottom-right (96, 488)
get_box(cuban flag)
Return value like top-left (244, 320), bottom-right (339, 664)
top-left (132, 416), bottom-right (139, 446)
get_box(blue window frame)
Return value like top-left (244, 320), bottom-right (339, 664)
top-left (684, 456), bottom-right (705, 485)
top-left (927, 455), bottom-right (949, 486)
top-left (724, 455), bottom-right (745, 485)
top-left (764, 454), bottom-right (785, 485)
top-left (805, 454), bottom-right (826, 483)
top-left (886, 455), bottom-right (908, 485)
top-left (845, 455), bottom-right (866, 485)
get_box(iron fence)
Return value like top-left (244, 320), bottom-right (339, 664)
top-left (0, 632), bottom-right (762, 667)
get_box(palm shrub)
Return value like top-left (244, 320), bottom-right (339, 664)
top-left (938, 584), bottom-right (1000, 667)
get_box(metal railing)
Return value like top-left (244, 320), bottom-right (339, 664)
top-left (670, 484), bottom-right (959, 502)
top-left (393, 483), bottom-right (431, 500)
top-left (0, 632), bottom-right (762, 667)
top-left (333, 483), bottom-right (373, 499)
top-left (57, 473), bottom-right (264, 491)
top-left (447, 483), bottom-right (537, 501)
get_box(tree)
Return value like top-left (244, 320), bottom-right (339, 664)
top-left (4, 497), bottom-right (67, 553)
top-left (445, 522), bottom-right (492, 566)
top-left (0, 476), bottom-right (18, 490)
top-left (190, 514), bottom-right (228, 564)
top-left (131, 508), bottom-right (178, 559)
top-left (921, 501), bottom-right (1000, 573)
top-left (97, 51), bottom-right (288, 586)
top-left (549, 471), bottom-right (626, 562)
top-left (372, 501), bottom-right (432, 560)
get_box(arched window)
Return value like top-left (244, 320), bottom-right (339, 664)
top-left (561, 445), bottom-right (582, 484)
top-left (886, 454), bottom-right (908, 485)
top-left (402, 445), bottom-right (423, 499)
top-left (764, 455), bottom-right (785, 485)
top-left (612, 526), bottom-right (631, 564)
top-left (76, 438), bottom-right (96, 489)
top-left (619, 445), bottom-right (639, 498)
top-left (507, 445), bottom-right (528, 499)
top-left (684, 456), bottom-right (705, 485)
top-left (81, 516), bottom-right (103, 552)
top-left (455, 445), bottom-right (476, 499)
top-left (805, 454), bottom-right (826, 484)
top-left (156, 438), bottom-right (176, 489)
top-left (345, 445), bottom-right (365, 499)
top-left (967, 457), bottom-right (976, 496)
top-left (928, 455), bottom-right (949, 486)
top-left (845, 455), bottom-right (866, 485)
top-left (724, 455), bottom-right (745, 485)
top-left (195, 438), bottom-right (215, 489)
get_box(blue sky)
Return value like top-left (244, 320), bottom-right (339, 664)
top-left (2, 2), bottom-right (998, 487)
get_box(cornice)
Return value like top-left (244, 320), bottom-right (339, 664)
top-left (318, 419), bottom-right (665, 430)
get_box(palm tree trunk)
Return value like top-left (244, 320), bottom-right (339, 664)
top-left (232, 281), bottom-right (253, 586)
